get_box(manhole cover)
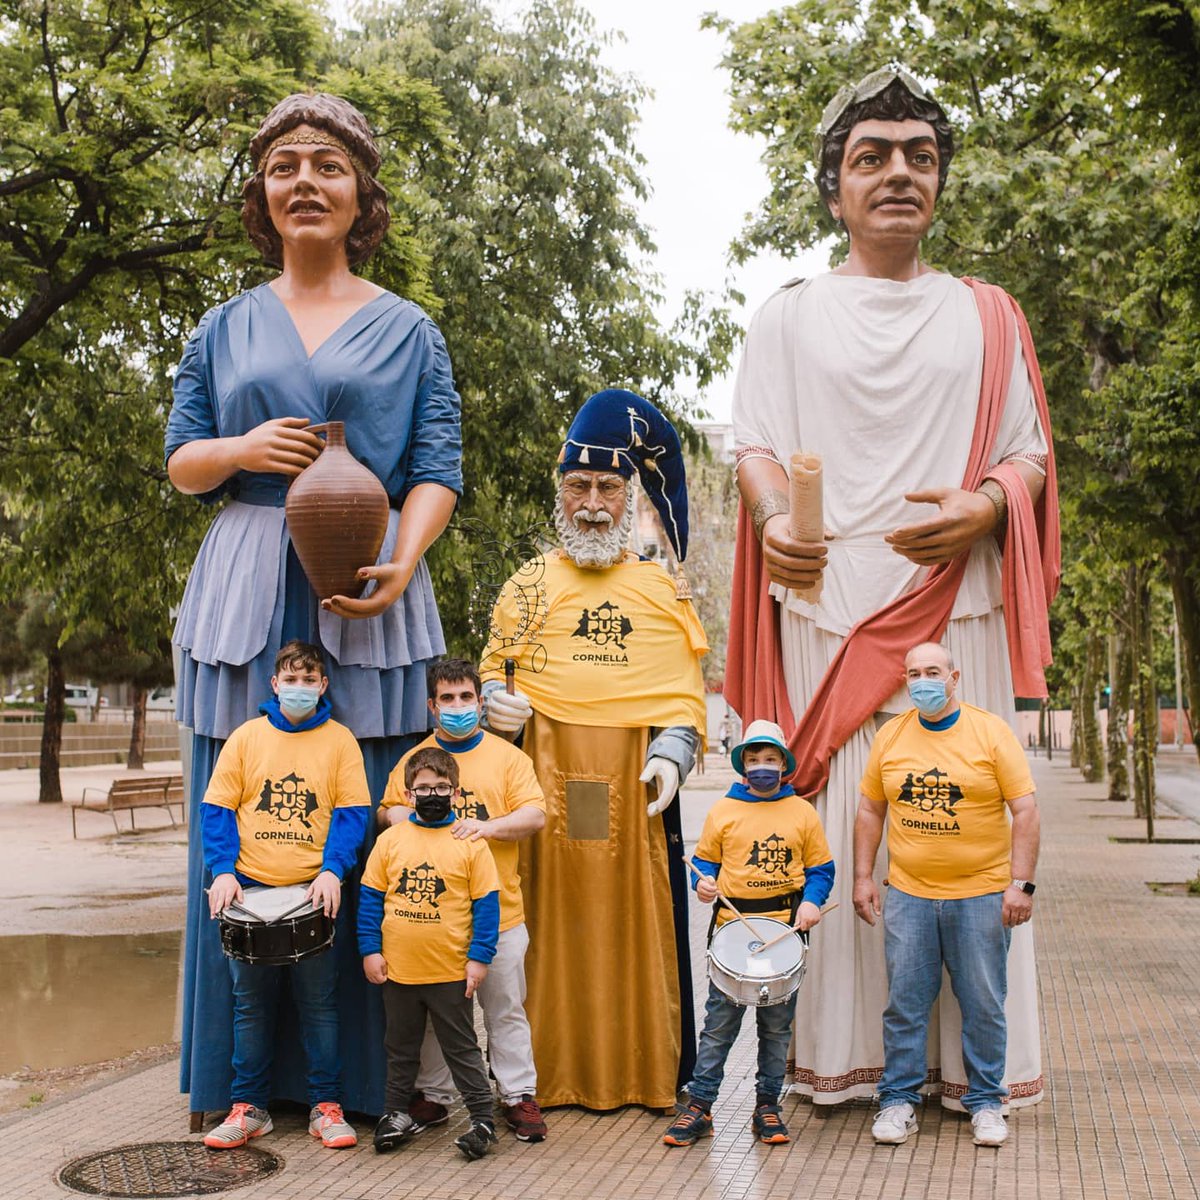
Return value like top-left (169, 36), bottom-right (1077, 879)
top-left (59, 1142), bottom-right (281, 1197)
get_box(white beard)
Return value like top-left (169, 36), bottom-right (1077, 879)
top-left (554, 484), bottom-right (634, 569)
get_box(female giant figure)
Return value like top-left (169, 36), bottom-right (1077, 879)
top-left (166, 94), bottom-right (461, 1120)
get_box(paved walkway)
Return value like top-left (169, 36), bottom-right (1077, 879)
top-left (3, 753), bottom-right (1200, 1199)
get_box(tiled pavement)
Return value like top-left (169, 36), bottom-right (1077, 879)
top-left (3, 753), bottom-right (1200, 1198)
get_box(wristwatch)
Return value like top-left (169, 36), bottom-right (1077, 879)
top-left (1010, 879), bottom-right (1036, 895)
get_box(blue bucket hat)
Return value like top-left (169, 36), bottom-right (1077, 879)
top-left (731, 719), bottom-right (796, 777)
top-left (558, 388), bottom-right (689, 562)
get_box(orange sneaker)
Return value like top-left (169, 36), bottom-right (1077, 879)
top-left (204, 1103), bottom-right (272, 1149)
top-left (309, 1102), bottom-right (358, 1148)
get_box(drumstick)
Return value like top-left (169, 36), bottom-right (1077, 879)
top-left (504, 658), bottom-right (516, 695)
top-left (680, 855), bottom-right (762, 941)
top-left (749, 902), bottom-right (840, 955)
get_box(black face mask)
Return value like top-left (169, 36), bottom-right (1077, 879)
top-left (415, 794), bottom-right (453, 823)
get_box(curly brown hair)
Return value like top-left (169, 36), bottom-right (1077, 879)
top-left (241, 92), bottom-right (391, 268)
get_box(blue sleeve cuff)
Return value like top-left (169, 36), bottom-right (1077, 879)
top-left (200, 805), bottom-right (240, 879)
top-left (689, 856), bottom-right (720, 892)
top-left (801, 859), bottom-right (835, 909)
top-left (357, 885), bottom-right (386, 956)
top-left (322, 807), bottom-right (370, 880)
top-left (467, 891), bottom-right (500, 963)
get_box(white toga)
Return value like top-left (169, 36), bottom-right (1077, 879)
top-left (732, 272), bottom-right (1047, 1109)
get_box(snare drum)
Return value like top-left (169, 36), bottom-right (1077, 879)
top-left (219, 884), bottom-right (334, 966)
top-left (707, 916), bottom-right (806, 1007)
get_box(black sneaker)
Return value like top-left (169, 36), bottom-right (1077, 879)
top-left (373, 1110), bottom-right (416, 1153)
top-left (407, 1093), bottom-right (450, 1133)
top-left (662, 1102), bottom-right (713, 1147)
top-left (751, 1103), bottom-right (790, 1145)
top-left (455, 1119), bottom-right (498, 1161)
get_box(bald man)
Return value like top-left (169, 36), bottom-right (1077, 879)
top-left (853, 642), bottom-right (1040, 1149)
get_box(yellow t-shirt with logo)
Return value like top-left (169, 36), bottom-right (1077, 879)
top-left (480, 550), bottom-right (708, 734)
top-left (381, 732), bottom-right (545, 932)
top-left (860, 705), bottom-right (1036, 900)
top-left (361, 820), bottom-right (500, 984)
top-left (695, 793), bottom-right (833, 927)
top-left (202, 716), bottom-right (370, 887)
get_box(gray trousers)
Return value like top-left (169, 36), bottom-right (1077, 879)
top-left (381, 980), bottom-right (492, 1122)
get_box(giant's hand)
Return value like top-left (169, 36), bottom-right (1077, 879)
top-left (486, 688), bottom-right (533, 734)
top-left (322, 562), bottom-right (414, 620)
top-left (885, 488), bottom-right (996, 565)
top-left (761, 514), bottom-right (827, 590)
top-left (236, 417), bottom-right (324, 477)
top-left (641, 756), bottom-right (680, 817)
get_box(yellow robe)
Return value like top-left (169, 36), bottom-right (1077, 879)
top-left (482, 551), bottom-right (707, 1108)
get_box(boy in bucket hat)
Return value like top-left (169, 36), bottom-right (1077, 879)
top-left (664, 720), bottom-right (834, 1147)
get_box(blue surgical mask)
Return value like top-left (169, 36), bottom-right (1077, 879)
top-left (438, 704), bottom-right (480, 738)
top-left (278, 684), bottom-right (321, 718)
top-left (909, 678), bottom-right (949, 717)
top-left (746, 767), bottom-right (783, 794)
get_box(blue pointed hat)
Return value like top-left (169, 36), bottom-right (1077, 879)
top-left (559, 389), bottom-right (689, 562)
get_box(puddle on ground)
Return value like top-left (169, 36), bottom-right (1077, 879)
top-left (0, 931), bottom-right (179, 1073)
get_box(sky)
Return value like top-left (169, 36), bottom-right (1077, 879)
top-left (330, 0), bottom-right (833, 419)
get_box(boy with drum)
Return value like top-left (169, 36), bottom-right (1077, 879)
top-left (359, 746), bottom-right (502, 1161)
top-left (664, 720), bottom-right (834, 1147)
top-left (202, 640), bottom-right (371, 1150)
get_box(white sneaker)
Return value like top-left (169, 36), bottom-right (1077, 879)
top-left (872, 1103), bottom-right (917, 1144)
top-left (204, 1103), bottom-right (273, 1149)
top-left (971, 1108), bottom-right (1008, 1146)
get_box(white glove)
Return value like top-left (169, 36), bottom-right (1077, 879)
top-left (640, 756), bottom-right (680, 817)
top-left (486, 687), bottom-right (533, 733)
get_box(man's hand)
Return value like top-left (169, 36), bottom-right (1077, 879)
top-left (853, 878), bottom-right (881, 926)
top-left (363, 953), bottom-right (388, 985)
top-left (795, 901), bottom-right (822, 932)
top-left (1002, 885), bottom-right (1034, 928)
top-left (235, 417), bottom-right (323, 477)
top-left (306, 870), bottom-right (342, 918)
top-left (486, 688), bottom-right (533, 734)
top-left (641, 756), bottom-right (680, 817)
top-left (323, 561), bottom-right (414, 620)
top-left (208, 873), bottom-right (243, 919)
top-left (761, 514), bottom-right (828, 590)
top-left (885, 488), bottom-right (996, 565)
top-left (453, 817), bottom-right (488, 842)
top-left (465, 960), bottom-right (488, 998)
top-left (696, 876), bottom-right (718, 904)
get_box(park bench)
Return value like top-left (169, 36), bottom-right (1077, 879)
top-left (71, 774), bottom-right (186, 838)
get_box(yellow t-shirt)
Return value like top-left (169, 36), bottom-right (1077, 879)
top-left (361, 820), bottom-right (500, 985)
top-left (480, 550), bottom-right (708, 734)
top-left (695, 792), bottom-right (833, 927)
top-left (381, 732), bottom-right (545, 932)
top-left (202, 716), bottom-right (370, 887)
top-left (860, 705), bottom-right (1036, 899)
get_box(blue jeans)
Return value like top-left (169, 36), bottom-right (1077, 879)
top-left (879, 886), bottom-right (1011, 1114)
top-left (687, 980), bottom-right (797, 1105)
top-left (228, 946), bottom-right (341, 1109)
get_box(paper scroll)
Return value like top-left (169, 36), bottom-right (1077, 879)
top-left (789, 452), bottom-right (823, 602)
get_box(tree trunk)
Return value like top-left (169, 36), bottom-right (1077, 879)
top-left (39, 650), bottom-right (65, 804)
top-left (1069, 684), bottom-right (1082, 768)
top-left (1106, 628), bottom-right (1131, 802)
top-left (127, 685), bottom-right (147, 770)
top-left (1129, 565), bottom-right (1157, 836)
top-left (1078, 631), bottom-right (1104, 782)
top-left (1165, 551), bottom-right (1200, 766)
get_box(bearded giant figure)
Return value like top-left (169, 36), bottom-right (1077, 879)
top-left (480, 389), bottom-right (707, 1111)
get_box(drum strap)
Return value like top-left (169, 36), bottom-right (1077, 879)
top-left (706, 890), bottom-right (801, 944)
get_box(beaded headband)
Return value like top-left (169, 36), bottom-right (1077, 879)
top-left (260, 125), bottom-right (367, 176)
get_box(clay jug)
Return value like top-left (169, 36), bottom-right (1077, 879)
top-left (285, 422), bottom-right (390, 601)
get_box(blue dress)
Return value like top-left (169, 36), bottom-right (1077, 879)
top-left (166, 283), bottom-right (462, 1115)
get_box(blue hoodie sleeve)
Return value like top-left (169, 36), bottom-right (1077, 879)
top-left (200, 804), bottom-right (240, 878)
top-left (467, 891), bottom-right (500, 964)
top-left (321, 807), bottom-right (370, 880)
top-left (357, 885), bottom-right (386, 957)
top-left (800, 860), bottom-right (835, 909)
top-left (689, 856), bottom-right (720, 892)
